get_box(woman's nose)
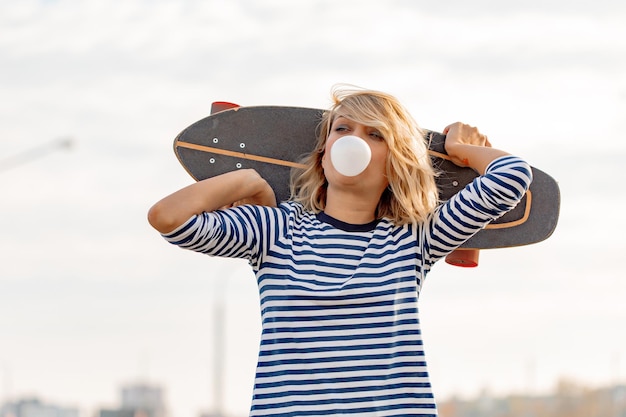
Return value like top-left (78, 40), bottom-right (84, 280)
top-left (352, 127), bottom-right (368, 139)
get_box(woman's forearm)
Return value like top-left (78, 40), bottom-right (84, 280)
top-left (446, 143), bottom-right (510, 174)
top-left (147, 169), bottom-right (276, 233)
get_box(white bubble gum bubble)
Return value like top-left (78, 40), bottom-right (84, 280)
top-left (330, 135), bottom-right (372, 177)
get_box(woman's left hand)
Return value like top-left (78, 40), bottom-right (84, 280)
top-left (443, 122), bottom-right (491, 160)
top-left (442, 122), bottom-right (509, 174)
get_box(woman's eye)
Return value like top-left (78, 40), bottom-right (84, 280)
top-left (370, 131), bottom-right (384, 140)
top-left (334, 125), bottom-right (349, 132)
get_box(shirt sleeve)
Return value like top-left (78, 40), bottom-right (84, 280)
top-left (422, 155), bottom-right (533, 267)
top-left (160, 204), bottom-right (286, 271)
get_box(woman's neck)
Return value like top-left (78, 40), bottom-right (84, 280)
top-left (323, 187), bottom-right (380, 224)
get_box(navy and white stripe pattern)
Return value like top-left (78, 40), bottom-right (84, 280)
top-left (164, 156), bottom-right (532, 416)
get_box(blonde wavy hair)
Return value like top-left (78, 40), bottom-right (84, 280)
top-left (290, 86), bottom-right (439, 225)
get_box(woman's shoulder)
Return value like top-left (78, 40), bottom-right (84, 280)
top-left (278, 201), bottom-right (317, 222)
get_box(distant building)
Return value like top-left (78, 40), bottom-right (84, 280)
top-left (0, 398), bottom-right (79, 417)
top-left (437, 382), bottom-right (626, 417)
top-left (97, 383), bottom-right (166, 417)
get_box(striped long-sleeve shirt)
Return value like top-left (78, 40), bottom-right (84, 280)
top-left (163, 155), bottom-right (532, 417)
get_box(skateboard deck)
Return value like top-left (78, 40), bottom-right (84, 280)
top-left (173, 104), bottom-right (560, 253)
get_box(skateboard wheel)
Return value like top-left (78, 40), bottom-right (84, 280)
top-left (445, 249), bottom-right (479, 267)
top-left (211, 101), bottom-right (241, 114)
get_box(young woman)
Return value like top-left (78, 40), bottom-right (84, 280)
top-left (148, 86), bottom-right (532, 416)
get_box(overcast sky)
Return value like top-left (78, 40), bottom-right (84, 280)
top-left (1, 1), bottom-right (626, 417)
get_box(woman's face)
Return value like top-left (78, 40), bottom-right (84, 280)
top-left (322, 115), bottom-right (390, 197)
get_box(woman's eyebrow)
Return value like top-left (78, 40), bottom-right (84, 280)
top-left (332, 115), bottom-right (354, 125)
top-left (328, 115), bottom-right (354, 137)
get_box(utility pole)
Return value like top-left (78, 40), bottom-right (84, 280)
top-left (212, 278), bottom-right (225, 417)
top-left (213, 297), bottom-right (224, 417)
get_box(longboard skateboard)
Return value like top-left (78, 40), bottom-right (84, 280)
top-left (172, 103), bottom-right (560, 265)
